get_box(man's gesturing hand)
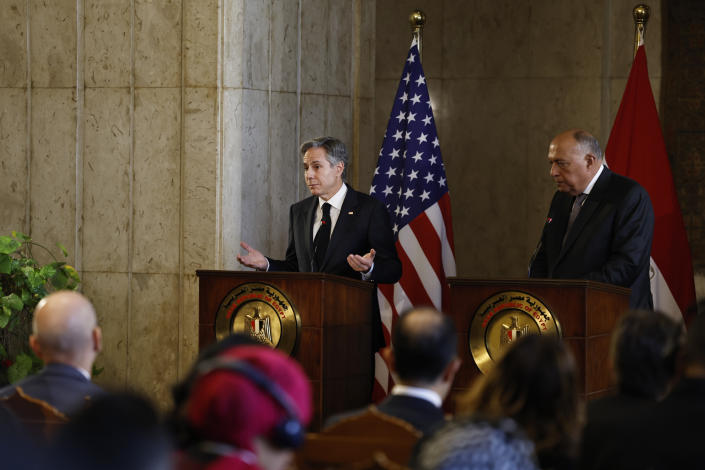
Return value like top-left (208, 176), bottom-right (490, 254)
top-left (347, 248), bottom-right (376, 273)
top-left (237, 242), bottom-right (268, 271)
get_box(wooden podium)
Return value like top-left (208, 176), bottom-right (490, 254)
top-left (196, 270), bottom-right (375, 429)
top-left (447, 278), bottom-right (631, 402)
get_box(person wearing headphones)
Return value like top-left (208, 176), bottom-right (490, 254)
top-left (173, 343), bottom-right (312, 470)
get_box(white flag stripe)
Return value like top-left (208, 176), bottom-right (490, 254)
top-left (393, 283), bottom-right (413, 317)
top-left (377, 290), bottom-right (394, 333)
top-left (650, 257), bottom-right (683, 323)
top-left (442, 237), bottom-right (456, 277)
top-left (374, 352), bottom-right (390, 393)
top-left (425, 203), bottom-right (457, 276)
top-left (398, 225), bottom-right (443, 309)
top-left (378, 283), bottom-right (414, 334)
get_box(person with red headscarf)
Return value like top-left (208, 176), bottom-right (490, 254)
top-left (174, 344), bottom-right (312, 470)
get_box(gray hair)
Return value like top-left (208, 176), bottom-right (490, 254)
top-left (573, 130), bottom-right (604, 161)
top-left (300, 136), bottom-right (348, 180)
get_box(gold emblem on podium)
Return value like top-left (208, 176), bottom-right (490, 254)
top-left (469, 291), bottom-right (561, 374)
top-left (214, 282), bottom-right (301, 355)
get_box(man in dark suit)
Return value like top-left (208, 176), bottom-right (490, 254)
top-left (0, 291), bottom-right (103, 415)
top-left (529, 129), bottom-right (655, 309)
top-left (327, 307), bottom-right (460, 436)
top-left (237, 136), bottom-right (401, 284)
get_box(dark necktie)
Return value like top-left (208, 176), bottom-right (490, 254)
top-left (313, 202), bottom-right (331, 270)
top-left (563, 193), bottom-right (587, 247)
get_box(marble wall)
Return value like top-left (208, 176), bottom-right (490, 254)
top-left (372, 0), bottom-right (663, 278)
top-left (0, 0), bottom-right (374, 407)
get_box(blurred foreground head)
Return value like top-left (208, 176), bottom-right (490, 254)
top-left (385, 306), bottom-right (460, 399)
top-left (30, 290), bottom-right (101, 371)
top-left (611, 309), bottom-right (684, 399)
top-left (459, 335), bottom-right (581, 456)
top-left (53, 392), bottom-right (170, 470)
top-left (184, 345), bottom-right (312, 470)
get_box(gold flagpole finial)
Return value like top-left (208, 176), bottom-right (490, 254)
top-left (409, 10), bottom-right (426, 62)
top-left (633, 4), bottom-right (650, 57)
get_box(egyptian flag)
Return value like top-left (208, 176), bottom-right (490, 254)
top-left (606, 44), bottom-right (696, 323)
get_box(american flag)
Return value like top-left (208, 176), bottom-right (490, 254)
top-left (370, 38), bottom-right (456, 397)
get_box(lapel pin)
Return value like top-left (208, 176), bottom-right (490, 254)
top-left (348, 211), bottom-right (354, 215)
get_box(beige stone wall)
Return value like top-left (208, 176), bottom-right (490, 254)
top-left (0, 0), bottom-right (374, 407)
top-left (372, 0), bottom-right (663, 278)
top-left (0, 0), bottom-right (665, 403)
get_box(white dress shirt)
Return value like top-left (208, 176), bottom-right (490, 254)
top-left (390, 384), bottom-right (443, 408)
top-left (312, 183), bottom-right (347, 239)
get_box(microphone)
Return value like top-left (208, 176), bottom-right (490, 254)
top-left (528, 216), bottom-right (552, 276)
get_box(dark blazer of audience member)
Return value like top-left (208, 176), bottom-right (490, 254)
top-left (612, 307), bottom-right (705, 470)
top-left (327, 307), bottom-right (460, 436)
top-left (0, 291), bottom-right (103, 415)
top-left (415, 335), bottom-right (582, 470)
top-left (580, 310), bottom-right (684, 470)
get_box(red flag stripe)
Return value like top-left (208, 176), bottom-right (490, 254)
top-left (408, 214), bottom-right (444, 283)
top-left (395, 244), bottom-right (435, 308)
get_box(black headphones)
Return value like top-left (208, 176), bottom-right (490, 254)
top-left (193, 357), bottom-right (305, 449)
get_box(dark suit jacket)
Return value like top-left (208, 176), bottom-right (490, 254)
top-left (267, 185), bottom-right (402, 284)
top-left (0, 363), bottom-right (103, 415)
top-left (325, 394), bottom-right (445, 437)
top-left (376, 394), bottom-right (446, 436)
top-left (580, 392), bottom-right (656, 470)
top-left (530, 167), bottom-right (654, 309)
top-left (581, 379), bottom-right (705, 470)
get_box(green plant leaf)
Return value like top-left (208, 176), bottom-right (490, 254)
top-left (21, 266), bottom-right (44, 290)
top-left (20, 289), bottom-right (31, 305)
top-left (51, 269), bottom-right (68, 290)
top-left (0, 307), bottom-right (10, 328)
top-left (0, 343), bottom-right (7, 360)
top-left (7, 353), bottom-right (33, 384)
top-left (40, 265), bottom-right (57, 280)
top-left (0, 253), bottom-right (10, 274)
top-left (12, 232), bottom-right (31, 241)
top-left (92, 364), bottom-right (104, 377)
top-left (57, 242), bottom-right (68, 258)
top-left (0, 236), bottom-right (21, 255)
top-left (1, 293), bottom-right (23, 312)
top-left (63, 265), bottom-right (81, 288)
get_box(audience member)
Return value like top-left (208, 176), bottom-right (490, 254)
top-left (414, 335), bottom-right (581, 470)
top-left (51, 392), bottom-right (171, 470)
top-left (0, 402), bottom-right (45, 469)
top-left (616, 307), bottom-right (705, 469)
top-left (327, 307), bottom-right (460, 435)
top-left (175, 344), bottom-right (312, 470)
top-left (580, 309), bottom-right (684, 470)
top-left (170, 334), bottom-right (263, 449)
top-left (0, 291), bottom-right (103, 415)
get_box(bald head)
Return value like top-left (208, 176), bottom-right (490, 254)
top-left (548, 129), bottom-right (604, 196)
top-left (392, 307), bottom-right (458, 384)
top-left (31, 291), bottom-right (100, 369)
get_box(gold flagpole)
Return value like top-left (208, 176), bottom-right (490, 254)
top-left (633, 4), bottom-right (650, 57)
top-left (409, 10), bottom-right (426, 62)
